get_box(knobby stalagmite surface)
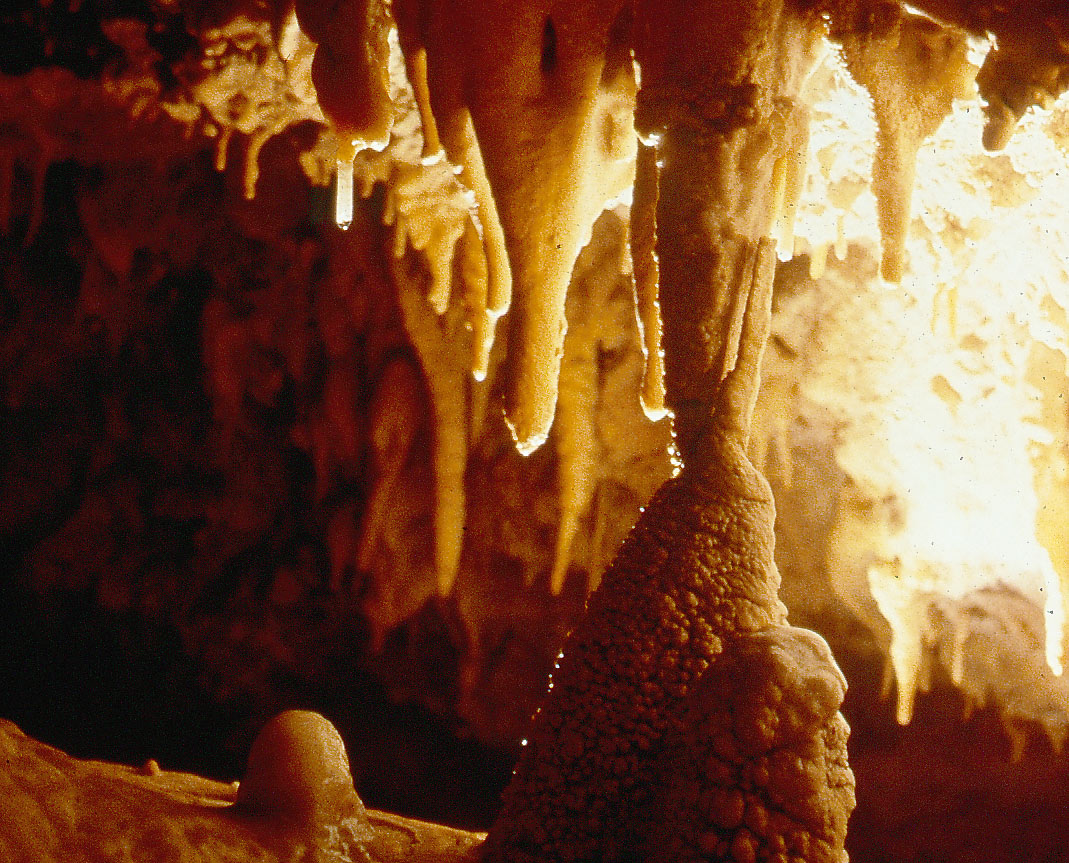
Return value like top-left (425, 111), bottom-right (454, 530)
top-left (646, 628), bottom-right (855, 863)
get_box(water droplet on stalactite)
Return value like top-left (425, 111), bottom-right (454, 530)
top-left (335, 141), bottom-right (356, 231)
top-left (507, 414), bottom-right (548, 457)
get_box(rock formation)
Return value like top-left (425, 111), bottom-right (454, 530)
top-left (1, 0), bottom-right (1069, 860)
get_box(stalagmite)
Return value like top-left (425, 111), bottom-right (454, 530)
top-left (10, 0), bottom-right (1069, 857)
top-left (234, 710), bottom-right (370, 834)
top-left (838, 5), bottom-right (973, 282)
top-left (485, 216), bottom-right (853, 861)
top-left (645, 628), bottom-right (855, 863)
top-left (481, 0), bottom-right (862, 853)
top-left (0, 715), bottom-right (484, 863)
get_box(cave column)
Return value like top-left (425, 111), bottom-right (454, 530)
top-left (633, 0), bottom-right (822, 463)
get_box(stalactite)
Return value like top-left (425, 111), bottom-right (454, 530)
top-left (392, 26), bottom-right (442, 163)
top-left (630, 141), bottom-right (668, 421)
top-left (393, 251), bottom-right (470, 597)
top-left (868, 562), bottom-right (933, 724)
top-left (429, 111), bottom-right (512, 328)
top-left (633, 0), bottom-right (823, 461)
top-left (926, 588), bottom-right (1069, 753)
top-left (838, 6), bottom-right (973, 282)
top-left (458, 220), bottom-right (496, 383)
top-left (771, 105), bottom-right (810, 259)
top-left (383, 162), bottom-right (469, 316)
top-left (357, 356), bottom-right (423, 573)
top-left (302, 356), bottom-right (364, 502)
top-left (973, 13), bottom-right (1069, 151)
top-left (308, 0), bottom-right (395, 155)
top-left (549, 211), bottom-right (651, 596)
top-left (808, 242), bottom-right (829, 279)
top-left (215, 125), bottom-right (233, 172)
top-left (1026, 342), bottom-right (1069, 677)
top-left (335, 139), bottom-right (357, 230)
top-left (550, 271), bottom-right (602, 596)
top-left (390, 5), bottom-right (514, 376)
top-left (748, 335), bottom-right (798, 486)
top-left (392, 0), bottom-right (637, 455)
top-left (243, 127), bottom-right (271, 201)
top-left (201, 296), bottom-right (252, 447)
top-left (327, 501), bottom-right (360, 594)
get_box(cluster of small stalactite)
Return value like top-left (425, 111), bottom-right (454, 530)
top-left (7, 0), bottom-right (1066, 611)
